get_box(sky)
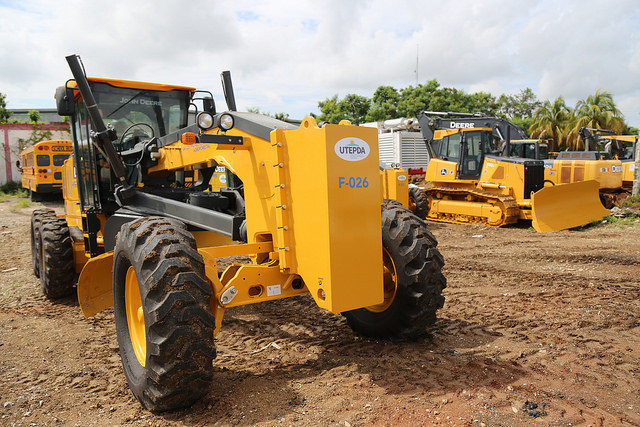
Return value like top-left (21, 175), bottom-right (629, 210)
top-left (1, 0), bottom-right (639, 129)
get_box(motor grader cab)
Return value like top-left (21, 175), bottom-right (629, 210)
top-left (411, 111), bottom-right (608, 232)
top-left (31, 55), bottom-right (446, 412)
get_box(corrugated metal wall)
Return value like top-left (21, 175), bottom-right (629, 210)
top-left (378, 131), bottom-right (429, 170)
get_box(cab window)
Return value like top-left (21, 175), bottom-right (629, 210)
top-left (441, 133), bottom-right (461, 161)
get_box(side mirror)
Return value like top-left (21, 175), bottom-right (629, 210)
top-left (55, 86), bottom-right (75, 116)
top-left (203, 96), bottom-right (216, 115)
top-left (15, 160), bottom-right (21, 169)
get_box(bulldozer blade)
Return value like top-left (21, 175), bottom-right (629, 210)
top-left (531, 180), bottom-right (609, 233)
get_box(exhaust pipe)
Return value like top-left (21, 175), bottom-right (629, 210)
top-left (220, 71), bottom-right (237, 112)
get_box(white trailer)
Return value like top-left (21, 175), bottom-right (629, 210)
top-left (362, 118), bottom-right (430, 174)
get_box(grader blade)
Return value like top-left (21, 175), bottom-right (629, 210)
top-left (531, 180), bottom-right (609, 233)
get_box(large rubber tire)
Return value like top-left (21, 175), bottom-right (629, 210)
top-left (29, 188), bottom-right (40, 202)
top-left (343, 201), bottom-right (446, 340)
top-left (39, 216), bottom-right (75, 299)
top-left (113, 217), bottom-right (216, 412)
top-left (30, 208), bottom-right (56, 278)
top-left (408, 186), bottom-right (429, 219)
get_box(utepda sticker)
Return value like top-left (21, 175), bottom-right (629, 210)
top-left (335, 137), bottom-right (370, 161)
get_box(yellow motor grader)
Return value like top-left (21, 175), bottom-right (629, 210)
top-left (31, 55), bottom-right (445, 412)
top-left (410, 112), bottom-right (608, 232)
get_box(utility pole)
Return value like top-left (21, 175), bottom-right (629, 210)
top-left (415, 44), bottom-right (419, 86)
top-left (633, 129), bottom-right (640, 195)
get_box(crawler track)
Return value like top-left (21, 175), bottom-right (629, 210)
top-left (424, 186), bottom-right (520, 227)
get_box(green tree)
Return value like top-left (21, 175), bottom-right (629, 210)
top-left (14, 111), bottom-right (53, 155)
top-left (465, 91), bottom-right (498, 116)
top-left (315, 94), bottom-right (371, 125)
top-left (365, 86), bottom-right (400, 122)
top-left (397, 79), bottom-right (440, 118)
top-left (247, 107), bottom-right (290, 121)
top-left (568, 89), bottom-right (625, 149)
top-left (497, 88), bottom-right (541, 120)
top-left (28, 109), bottom-right (41, 123)
top-left (0, 92), bottom-right (11, 123)
top-left (529, 97), bottom-right (573, 150)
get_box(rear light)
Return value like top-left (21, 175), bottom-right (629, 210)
top-left (38, 146), bottom-right (43, 150)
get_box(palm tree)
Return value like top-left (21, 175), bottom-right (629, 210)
top-left (567, 89), bottom-right (625, 149)
top-left (529, 97), bottom-right (572, 151)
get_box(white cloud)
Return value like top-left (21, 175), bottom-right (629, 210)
top-left (1, 0), bottom-right (639, 127)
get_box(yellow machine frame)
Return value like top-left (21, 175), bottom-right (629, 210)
top-left (76, 116), bottom-right (386, 333)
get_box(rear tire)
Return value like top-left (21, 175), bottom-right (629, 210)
top-left (31, 209), bottom-right (56, 278)
top-left (39, 216), bottom-right (75, 299)
top-left (408, 186), bottom-right (429, 218)
top-left (29, 188), bottom-right (40, 202)
top-left (113, 217), bottom-right (216, 412)
top-left (343, 201), bottom-right (446, 340)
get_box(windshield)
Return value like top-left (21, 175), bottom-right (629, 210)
top-left (91, 82), bottom-right (190, 146)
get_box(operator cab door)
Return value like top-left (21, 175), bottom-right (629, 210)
top-left (457, 130), bottom-right (499, 180)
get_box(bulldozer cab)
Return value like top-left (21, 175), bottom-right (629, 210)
top-left (430, 127), bottom-right (501, 180)
top-left (506, 140), bottom-right (549, 160)
top-left (600, 135), bottom-right (637, 160)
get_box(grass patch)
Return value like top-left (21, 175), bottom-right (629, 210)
top-left (0, 181), bottom-right (22, 194)
top-left (16, 198), bottom-right (32, 208)
top-left (0, 181), bottom-right (28, 201)
top-left (619, 194), bottom-right (640, 209)
top-left (601, 215), bottom-right (640, 228)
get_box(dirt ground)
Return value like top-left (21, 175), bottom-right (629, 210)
top-left (0, 197), bottom-right (638, 426)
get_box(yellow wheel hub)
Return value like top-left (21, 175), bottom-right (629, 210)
top-left (366, 248), bottom-right (397, 313)
top-left (125, 266), bottom-right (146, 367)
top-left (408, 195), bottom-right (417, 213)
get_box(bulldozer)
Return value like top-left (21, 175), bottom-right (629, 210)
top-left (409, 112), bottom-right (608, 232)
top-left (499, 133), bottom-right (624, 207)
top-left (31, 55), bottom-right (446, 412)
top-left (577, 127), bottom-right (638, 192)
top-left (530, 128), bottom-right (636, 207)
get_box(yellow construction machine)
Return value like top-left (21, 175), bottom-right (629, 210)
top-left (31, 55), bottom-right (446, 412)
top-left (577, 127), bottom-right (638, 193)
top-left (410, 112), bottom-right (608, 232)
top-left (517, 128), bottom-right (637, 207)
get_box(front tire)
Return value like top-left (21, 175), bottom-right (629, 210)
top-left (113, 217), bottom-right (216, 412)
top-left (343, 201), bottom-right (446, 340)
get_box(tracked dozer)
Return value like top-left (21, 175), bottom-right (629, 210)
top-left (522, 128), bottom-right (637, 207)
top-left (576, 128), bottom-right (638, 193)
top-left (410, 112), bottom-right (608, 232)
top-left (600, 133), bottom-right (637, 191)
top-left (31, 55), bottom-right (446, 412)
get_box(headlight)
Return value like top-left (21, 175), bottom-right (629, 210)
top-left (197, 112), bottom-right (215, 130)
top-left (219, 113), bottom-right (234, 131)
